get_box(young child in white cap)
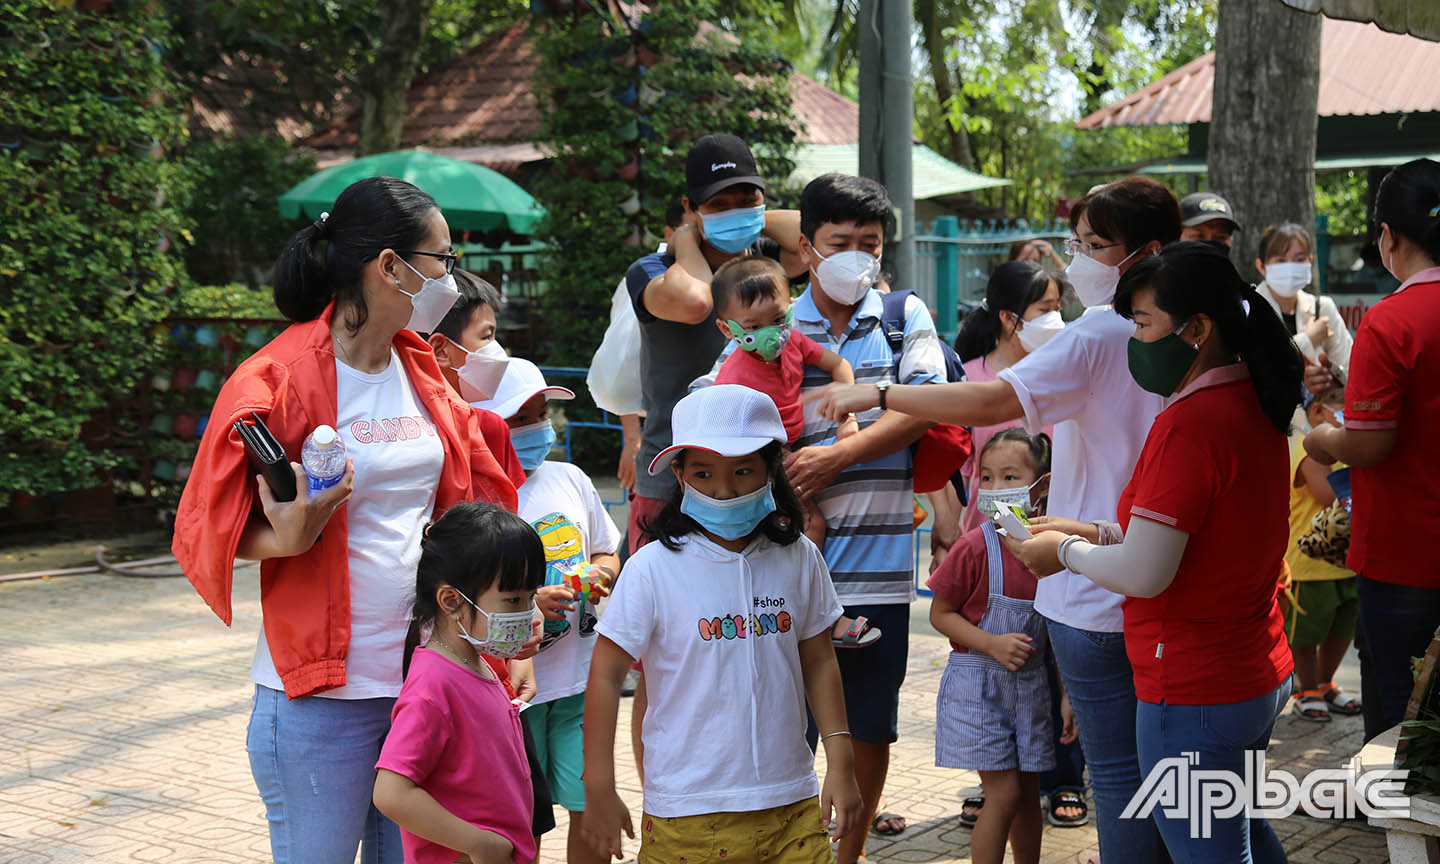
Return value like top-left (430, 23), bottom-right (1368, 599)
top-left (473, 358), bottom-right (622, 864)
top-left (581, 384), bottom-right (861, 862)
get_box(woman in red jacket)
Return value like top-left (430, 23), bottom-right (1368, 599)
top-left (1009, 242), bottom-right (1303, 862)
top-left (172, 177), bottom-right (516, 864)
top-left (1305, 158), bottom-right (1440, 741)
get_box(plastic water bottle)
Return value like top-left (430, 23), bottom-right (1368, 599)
top-left (302, 425), bottom-right (347, 495)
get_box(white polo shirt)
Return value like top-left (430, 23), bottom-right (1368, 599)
top-left (998, 307), bottom-right (1166, 633)
top-left (597, 532), bottom-right (843, 817)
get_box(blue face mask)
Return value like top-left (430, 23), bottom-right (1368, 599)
top-left (681, 481), bottom-right (777, 540)
top-left (700, 205), bottom-right (766, 254)
top-left (509, 419), bottom-right (556, 471)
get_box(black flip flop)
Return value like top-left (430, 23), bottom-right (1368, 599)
top-left (959, 796), bottom-right (984, 828)
top-left (1046, 789), bottom-right (1089, 827)
top-left (833, 616), bottom-right (882, 649)
top-left (871, 811), bottom-right (906, 836)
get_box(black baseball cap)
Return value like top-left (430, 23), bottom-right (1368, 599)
top-left (1180, 192), bottom-right (1241, 230)
top-left (685, 134), bottom-right (766, 205)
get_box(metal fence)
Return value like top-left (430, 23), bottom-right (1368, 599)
top-left (913, 216), bottom-right (1072, 341)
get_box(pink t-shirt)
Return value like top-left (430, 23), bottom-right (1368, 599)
top-left (376, 648), bottom-right (535, 864)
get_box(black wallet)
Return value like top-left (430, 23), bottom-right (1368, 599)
top-left (233, 412), bottom-right (297, 502)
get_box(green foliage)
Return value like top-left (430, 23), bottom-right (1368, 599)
top-left (530, 1), bottom-right (798, 368)
top-left (0, 0), bottom-right (191, 507)
top-left (809, 0), bottom-right (1216, 223)
top-left (1316, 169), bottom-right (1370, 238)
top-left (173, 283), bottom-right (281, 319)
top-left (177, 136), bottom-right (314, 286)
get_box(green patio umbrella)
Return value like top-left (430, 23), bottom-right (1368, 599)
top-left (277, 150), bottom-right (545, 235)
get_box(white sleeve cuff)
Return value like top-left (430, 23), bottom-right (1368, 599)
top-left (996, 368), bottom-right (1043, 436)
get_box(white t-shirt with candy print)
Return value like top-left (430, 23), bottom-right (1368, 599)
top-left (597, 532), bottom-right (843, 818)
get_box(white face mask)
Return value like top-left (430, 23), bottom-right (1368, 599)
top-left (1065, 247), bottom-right (1141, 308)
top-left (976, 477), bottom-right (1044, 519)
top-left (812, 248), bottom-right (880, 306)
top-left (398, 258), bottom-right (462, 333)
top-left (451, 339), bottom-right (509, 402)
top-left (1016, 310), bottom-right (1064, 352)
top-left (1265, 261), bottom-right (1311, 298)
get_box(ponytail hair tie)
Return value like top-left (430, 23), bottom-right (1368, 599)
top-left (312, 211), bottom-right (330, 235)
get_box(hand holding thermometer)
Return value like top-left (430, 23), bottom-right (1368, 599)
top-left (995, 503), bottom-right (1034, 541)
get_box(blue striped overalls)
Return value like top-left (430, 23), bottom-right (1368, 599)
top-left (935, 522), bottom-right (1055, 773)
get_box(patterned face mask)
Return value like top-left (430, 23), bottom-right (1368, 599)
top-left (726, 307), bottom-right (794, 362)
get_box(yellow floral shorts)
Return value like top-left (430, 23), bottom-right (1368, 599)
top-left (637, 796), bottom-right (833, 864)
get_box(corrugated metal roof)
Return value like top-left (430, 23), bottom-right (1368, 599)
top-left (303, 21), bottom-right (861, 154)
top-left (1077, 18), bottom-right (1440, 130)
top-left (790, 143), bottom-right (1010, 199)
top-left (1280, 0), bottom-right (1440, 41)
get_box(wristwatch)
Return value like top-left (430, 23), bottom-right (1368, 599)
top-left (875, 380), bottom-right (890, 411)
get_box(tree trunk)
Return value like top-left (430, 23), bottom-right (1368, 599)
top-left (1209, 0), bottom-right (1321, 281)
top-left (356, 0), bottom-right (436, 156)
top-left (916, 0), bottom-right (974, 169)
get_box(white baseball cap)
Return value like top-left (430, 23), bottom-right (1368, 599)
top-left (470, 357), bottom-right (574, 419)
top-left (648, 384), bottom-right (786, 475)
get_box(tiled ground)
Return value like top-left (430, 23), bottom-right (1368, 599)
top-left (0, 563), bottom-right (1387, 863)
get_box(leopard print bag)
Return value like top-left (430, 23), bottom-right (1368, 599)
top-left (1297, 500), bottom-right (1349, 569)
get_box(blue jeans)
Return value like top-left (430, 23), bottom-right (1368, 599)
top-left (1135, 681), bottom-right (1290, 864)
top-left (1039, 649), bottom-right (1087, 796)
top-left (246, 685), bottom-right (403, 864)
top-left (1356, 576), bottom-right (1440, 741)
top-left (1046, 618), bottom-right (1169, 863)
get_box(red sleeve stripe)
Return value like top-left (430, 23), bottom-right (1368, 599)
top-left (1131, 506), bottom-right (1180, 527)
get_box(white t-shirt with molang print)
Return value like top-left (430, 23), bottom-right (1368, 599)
top-left (598, 532), bottom-right (843, 818)
top-left (251, 350), bottom-right (444, 698)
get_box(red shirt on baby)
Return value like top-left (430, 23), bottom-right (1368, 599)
top-left (713, 329), bottom-right (825, 443)
top-left (376, 648), bottom-right (535, 864)
top-left (925, 525), bottom-right (1037, 653)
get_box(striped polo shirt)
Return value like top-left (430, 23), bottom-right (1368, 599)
top-left (694, 286), bottom-right (946, 604)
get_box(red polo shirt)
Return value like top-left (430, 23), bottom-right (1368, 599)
top-left (1117, 366), bottom-right (1293, 705)
top-left (1342, 269), bottom-right (1440, 587)
top-left (713, 330), bottom-right (825, 443)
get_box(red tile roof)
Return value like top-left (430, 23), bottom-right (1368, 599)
top-left (301, 21), bottom-right (857, 155)
top-left (1077, 18), bottom-right (1440, 130)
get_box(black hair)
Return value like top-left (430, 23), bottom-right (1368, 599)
top-left (1374, 158), bottom-right (1440, 264)
top-left (273, 176), bottom-right (440, 332)
top-left (799, 173), bottom-right (893, 243)
top-left (402, 501), bottom-right (545, 678)
top-left (643, 441), bottom-right (803, 552)
top-left (1114, 241), bottom-right (1304, 434)
top-left (712, 256), bottom-right (787, 319)
top-left (431, 269), bottom-right (503, 344)
top-left (955, 261), bottom-right (1055, 362)
top-left (1070, 176), bottom-right (1182, 253)
top-left (664, 197), bottom-right (687, 230)
top-left (981, 427), bottom-right (1053, 477)
top-left (1257, 223), bottom-right (1314, 262)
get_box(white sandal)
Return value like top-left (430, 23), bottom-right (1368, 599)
top-left (1322, 682), bottom-right (1363, 716)
top-left (1293, 690), bottom-right (1331, 723)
